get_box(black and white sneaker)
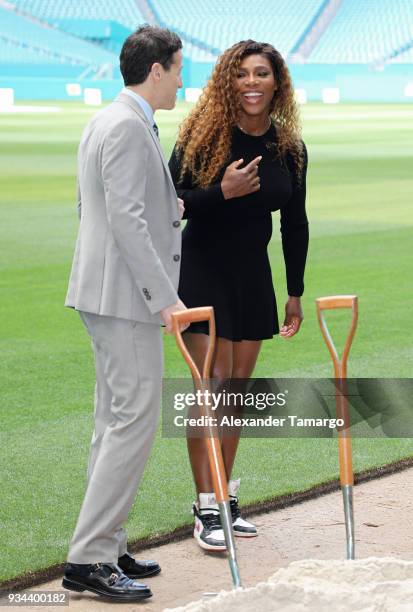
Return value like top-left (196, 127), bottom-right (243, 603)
top-left (229, 478), bottom-right (258, 537)
top-left (230, 495), bottom-right (258, 537)
top-left (193, 494), bottom-right (226, 552)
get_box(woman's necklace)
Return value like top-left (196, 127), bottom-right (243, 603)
top-left (237, 117), bottom-right (272, 136)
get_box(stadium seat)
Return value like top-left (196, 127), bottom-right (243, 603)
top-left (0, 6), bottom-right (116, 66)
top-left (308, 0), bottom-right (413, 63)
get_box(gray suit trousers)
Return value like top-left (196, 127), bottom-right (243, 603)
top-left (67, 312), bottom-right (162, 563)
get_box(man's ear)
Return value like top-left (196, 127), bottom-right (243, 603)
top-left (150, 62), bottom-right (162, 81)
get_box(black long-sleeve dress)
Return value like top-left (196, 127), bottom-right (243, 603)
top-left (168, 124), bottom-right (309, 342)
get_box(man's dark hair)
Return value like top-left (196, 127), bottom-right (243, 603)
top-left (120, 25), bottom-right (182, 86)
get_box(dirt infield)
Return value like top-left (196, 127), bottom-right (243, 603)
top-left (2, 466), bottom-right (412, 612)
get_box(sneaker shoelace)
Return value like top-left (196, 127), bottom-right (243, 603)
top-left (194, 505), bottom-right (222, 531)
top-left (230, 495), bottom-right (241, 520)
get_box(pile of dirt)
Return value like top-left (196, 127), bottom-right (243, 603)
top-left (166, 557), bottom-right (413, 612)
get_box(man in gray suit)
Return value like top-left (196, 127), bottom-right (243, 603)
top-left (62, 26), bottom-right (187, 602)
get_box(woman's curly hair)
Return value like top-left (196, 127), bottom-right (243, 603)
top-left (176, 40), bottom-right (304, 188)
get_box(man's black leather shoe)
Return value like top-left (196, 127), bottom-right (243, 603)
top-left (62, 562), bottom-right (152, 601)
top-left (117, 552), bottom-right (161, 578)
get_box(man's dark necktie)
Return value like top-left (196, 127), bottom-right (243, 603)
top-left (152, 123), bottom-right (159, 138)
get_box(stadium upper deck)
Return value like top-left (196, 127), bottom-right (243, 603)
top-left (1, 0), bottom-right (412, 70)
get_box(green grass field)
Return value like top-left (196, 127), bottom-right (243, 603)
top-left (1, 102), bottom-right (412, 582)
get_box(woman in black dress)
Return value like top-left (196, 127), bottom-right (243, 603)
top-left (169, 40), bottom-right (309, 551)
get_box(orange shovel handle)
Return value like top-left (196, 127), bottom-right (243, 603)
top-left (316, 295), bottom-right (358, 379)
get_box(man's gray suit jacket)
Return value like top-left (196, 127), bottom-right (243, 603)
top-left (65, 92), bottom-right (181, 324)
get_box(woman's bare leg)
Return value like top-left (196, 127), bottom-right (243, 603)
top-left (221, 340), bottom-right (262, 478)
